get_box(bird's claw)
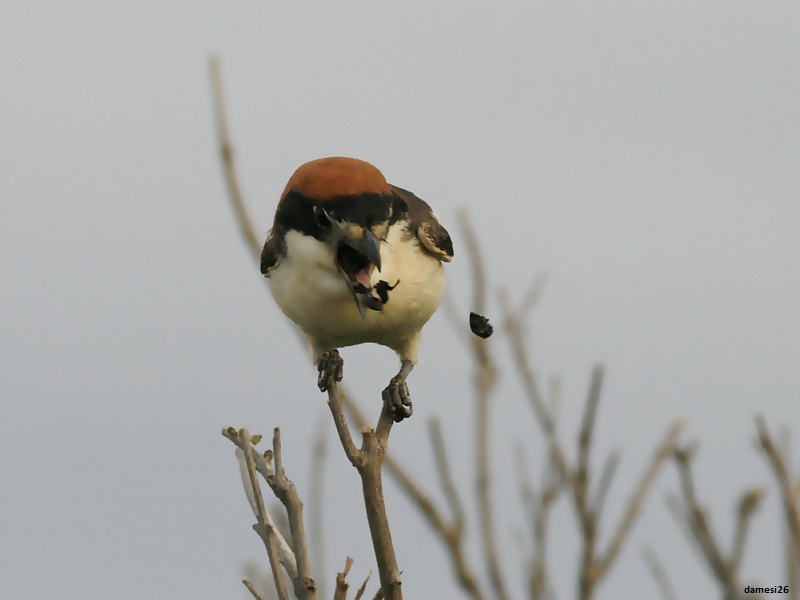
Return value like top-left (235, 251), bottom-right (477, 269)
top-left (317, 350), bottom-right (343, 392)
top-left (382, 376), bottom-right (413, 422)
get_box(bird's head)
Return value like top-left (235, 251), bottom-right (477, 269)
top-left (275, 157), bottom-right (396, 317)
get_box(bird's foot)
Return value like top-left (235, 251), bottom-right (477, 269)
top-left (382, 376), bottom-right (413, 422)
top-left (317, 350), bottom-right (343, 392)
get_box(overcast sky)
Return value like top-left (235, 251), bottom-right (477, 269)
top-left (2, 2), bottom-right (798, 599)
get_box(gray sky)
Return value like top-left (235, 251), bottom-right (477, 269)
top-left (2, 2), bottom-right (798, 599)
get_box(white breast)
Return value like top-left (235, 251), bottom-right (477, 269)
top-left (268, 225), bottom-right (446, 362)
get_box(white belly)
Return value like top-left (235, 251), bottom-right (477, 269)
top-left (268, 227), bottom-right (445, 361)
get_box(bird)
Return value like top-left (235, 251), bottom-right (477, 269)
top-left (261, 157), bottom-right (453, 422)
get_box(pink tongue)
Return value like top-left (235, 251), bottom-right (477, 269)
top-left (355, 268), bottom-right (371, 289)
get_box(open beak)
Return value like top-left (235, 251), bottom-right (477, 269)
top-left (337, 230), bottom-right (382, 319)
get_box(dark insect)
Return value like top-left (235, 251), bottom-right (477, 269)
top-left (375, 279), bottom-right (400, 305)
top-left (352, 282), bottom-right (384, 312)
top-left (363, 295), bottom-right (383, 311)
top-left (469, 312), bottom-right (493, 339)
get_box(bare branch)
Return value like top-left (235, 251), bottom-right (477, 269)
top-left (334, 557), bottom-right (354, 600)
top-left (354, 570), bottom-right (372, 600)
top-left (208, 56), bottom-right (262, 258)
top-left (228, 427), bottom-right (291, 600)
top-left (497, 287), bottom-right (570, 479)
top-left (243, 578), bottom-right (269, 600)
top-left (515, 443), bottom-right (561, 600)
top-left (457, 211), bottom-right (507, 600)
top-left (429, 418), bottom-right (466, 526)
top-left (309, 414), bottom-right (328, 598)
top-left (641, 546), bottom-right (679, 600)
top-left (269, 428), bottom-right (318, 599)
top-left (426, 419), bottom-right (486, 599)
top-left (326, 380), bottom-right (402, 600)
top-left (576, 365), bottom-right (604, 503)
top-left (343, 397), bottom-right (485, 600)
top-left (326, 385), bottom-right (364, 467)
top-left (671, 445), bottom-right (738, 597)
top-left (596, 420), bottom-right (684, 580)
top-left (756, 417), bottom-right (800, 561)
top-left (591, 450), bottom-right (620, 519)
top-left (731, 488), bottom-right (765, 573)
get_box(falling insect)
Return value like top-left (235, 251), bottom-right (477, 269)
top-left (469, 311), bottom-right (493, 339)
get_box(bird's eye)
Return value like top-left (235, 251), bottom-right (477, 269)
top-left (314, 204), bottom-right (332, 228)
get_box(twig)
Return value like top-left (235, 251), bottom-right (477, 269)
top-left (334, 557), bottom-right (354, 600)
top-left (243, 578), bottom-right (268, 600)
top-left (326, 381), bottom-right (402, 600)
top-left (354, 570), bottom-right (372, 600)
top-left (574, 367), bottom-right (604, 599)
top-left (756, 417), bottom-right (800, 561)
top-left (497, 288), bottom-right (570, 479)
top-left (208, 56), bottom-right (262, 257)
top-left (591, 450), bottom-right (620, 519)
top-left (309, 414), bottom-right (329, 598)
top-left (457, 210), bottom-right (507, 600)
top-left (345, 398), bottom-right (485, 600)
top-left (515, 443), bottom-right (560, 600)
top-left (641, 546), bottom-right (679, 600)
top-left (499, 283), bottom-right (683, 599)
top-left (778, 430), bottom-right (799, 600)
top-left (229, 427), bottom-right (291, 600)
top-left (268, 428), bottom-right (317, 598)
top-left (731, 488), bottom-right (764, 573)
top-left (671, 445), bottom-right (738, 597)
top-left (576, 366), bottom-right (604, 507)
top-left (429, 418), bottom-right (466, 526)
top-left (428, 419), bottom-right (485, 599)
top-left (596, 419), bottom-right (684, 580)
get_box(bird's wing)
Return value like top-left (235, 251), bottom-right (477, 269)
top-left (260, 229), bottom-right (283, 276)
top-left (389, 185), bottom-right (454, 262)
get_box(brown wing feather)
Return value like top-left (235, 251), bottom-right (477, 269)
top-left (389, 185), bottom-right (453, 262)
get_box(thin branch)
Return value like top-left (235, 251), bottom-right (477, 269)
top-left (208, 56), bottom-right (262, 257)
top-left (576, 366), bottom-right (604, 503)
top-left (457, 210), bottom-right (507, 600)
top-left (334, 557), bottom-right (354, 600)
top-left (756, 417), bottom-right (800, 561)
top-left (427, 419), bottom-right (486, 600)
top-left (230, 427), bottom-right (291, 600)
top-left (243, 578), bottom-right (269, 600)
top-left (641, 546), bottom-right (679, 600)
top-left (778, 430), bottom-right (800, 600)
top-left (497, 287), bottom-right (570, 479)
top-left (591, 450), bottom-right (620, 519)
top-left (731, 488), bottom-right (764, 573)
top-left (595, 420), bottom-right (684, 580)
top-left (326, 386), bottom-right (364, 467)
top-left (326, 381), bottom-right (402, 600)
top-left (515, 443), bottom-right (561, 600)
top-left (309, 414), bottom-right (328, 599)
top-left (571, 367), bottom-right (605, 600)
top-left (429, 418), bottom-right (466, 525)
top-left (671, 445), bottom-right (738, 597)
top-left (269, 428), bottom-right (317, 599)
top-left (343, 395), bottom-right (485, 600)
top-left (354, 570), bottom-right (373, 600)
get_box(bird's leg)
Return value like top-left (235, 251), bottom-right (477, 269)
top-left (317, 349), bottom-right (343, 392)
top-left (382, 359), bottom-right (415, 422)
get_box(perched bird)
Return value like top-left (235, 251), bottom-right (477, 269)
top-left (261, 157), bottom-right (453, 422)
